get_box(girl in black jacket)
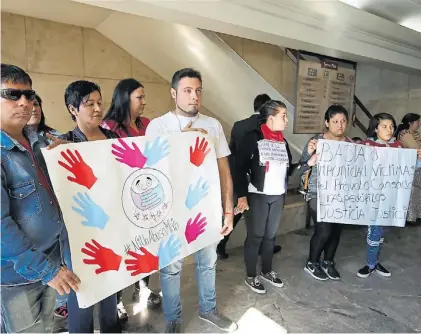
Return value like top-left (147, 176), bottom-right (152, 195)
top-left (234, 100), bottom-right (290, 294)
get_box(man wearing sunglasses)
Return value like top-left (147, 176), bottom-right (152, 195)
top-left (1, 64), bottom-right (80, 333)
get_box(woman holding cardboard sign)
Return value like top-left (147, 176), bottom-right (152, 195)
top-left (102, 78), bottom-right (162, 321)
top-left (234, 100), bottom-right (291, 294)
top-left (299, 105), bottom-right (352, 281)
top-left (356, 113), bottom-right (421, 279)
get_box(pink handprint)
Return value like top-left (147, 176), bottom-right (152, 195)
top-left (111, 138), bottom-right (147, 169)
top-left (185, 213), bottom-right (207, 244)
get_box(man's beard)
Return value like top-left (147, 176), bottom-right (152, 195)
top-left (177, 103), bottom-right (199, 117)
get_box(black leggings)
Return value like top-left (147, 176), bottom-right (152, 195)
top-left (308, 198), bottom-right (342, 263)
top-left (244, 193), bottom-right (285, 277)
top-left (117, 276), bottom-right (149, 303)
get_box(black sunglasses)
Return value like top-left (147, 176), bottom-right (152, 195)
top-left (0, 89), bottom-right (36, 101)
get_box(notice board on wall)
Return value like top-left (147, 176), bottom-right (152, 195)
top-left (294, 52), bottom-right (356, 134)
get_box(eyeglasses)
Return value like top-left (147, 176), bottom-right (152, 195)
top-left (0, 89), bottom-right (36, 101)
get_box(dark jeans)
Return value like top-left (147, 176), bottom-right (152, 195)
top-left (244, 193), bottom-right (285, 277)
top-left (116, 276), bottom-right (149, 303)
top-left (68, 291), bottom-right (121, 333)
top-left (308, 198), bottom-right (343, 263)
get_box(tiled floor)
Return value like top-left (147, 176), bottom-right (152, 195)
top-left (55, 224), bottom-right (421, 333)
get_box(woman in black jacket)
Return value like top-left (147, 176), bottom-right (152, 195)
top-left (235, 100), bottom-right (290, 294)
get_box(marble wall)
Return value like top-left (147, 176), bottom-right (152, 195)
top-left (4, 13), bottom-right (417, 149)
top-left (216, 32), bottom-right (297, 104)
top-left (1, 13), bottom-right (228, 134)
top-left (355, 64), bottom-right (421, 131)
top-left (217, 31), bottom-right (421, 134)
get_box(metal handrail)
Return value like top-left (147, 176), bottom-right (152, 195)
top-left (354, 116), bottom-right (368, 135)
top-left (354, 95), bottom-right (373, 119)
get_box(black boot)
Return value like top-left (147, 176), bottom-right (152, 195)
top-left (217, 242), bottom-right (229, 260)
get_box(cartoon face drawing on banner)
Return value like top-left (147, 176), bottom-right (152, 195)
top-left (122, 168), bottom-right (173, 229)
top-left (131, 174), bottom-right (163, 210)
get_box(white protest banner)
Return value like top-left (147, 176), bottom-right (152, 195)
top-left (316, 140), bottom-right (417, 227)
top-left (42, 132), bottom-right (222, 308)
top-left (257, 140), bottom-right (289, 165)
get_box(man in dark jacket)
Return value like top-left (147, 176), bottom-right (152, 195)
top-left (217, 94), bottom-right (283, 259)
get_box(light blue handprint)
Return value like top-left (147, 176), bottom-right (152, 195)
top-left (158, 234), bottom-right (181, 269)
top-left (72, 192), bottom-right (109, 230)
top-left (185, 178), bottom-right (209, 209)
top-left (144, 137), bottom-right (169, 167)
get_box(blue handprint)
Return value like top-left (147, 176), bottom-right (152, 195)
top-left (72, 192), bottom-right (109, 230)
top-left (144, 137), bottom-right (169, 166)
top-left (158, 234), bottom-right (181, 269)
top-left (185, 178), bottom-right (209, 209)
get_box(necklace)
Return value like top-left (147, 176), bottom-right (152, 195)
top-left (172, 110), bottom-right (200, 132)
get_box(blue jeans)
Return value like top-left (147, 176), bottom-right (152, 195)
top-left (1, 281), bottom-right (56, 333)
top-left (55, 239), bottom-right (71, 309)
top-left (160, 243), bottom-right (217, 322)
top-left (67, 290), bottom-right (121, 333)
top-left (366, 225), bottom-right (383, 269)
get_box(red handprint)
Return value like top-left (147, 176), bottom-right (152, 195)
top-left (190, 137), bottom-right (211, 167)
top-left (81, 240), bottom-right (122, 275)
top-left (111, 138), bottom-right (147, 169)
top-left (185, 212), bottom-right (207, 244)
top-left (125, 248), bottom-right (159, 276)
top-left (58, 149), bottom-right (97, 189)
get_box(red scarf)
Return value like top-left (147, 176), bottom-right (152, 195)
top-left (260, 124), bottom-right (285, 173)
top-left (261, 123), bottom-right (284, 142)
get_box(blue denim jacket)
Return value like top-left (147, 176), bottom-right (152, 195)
top-left (1, 127), bottom-right (67, 286)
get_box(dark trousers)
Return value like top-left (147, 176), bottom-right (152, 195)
top-left (116, 276), bottom-right (149, 302)
top-left (244, 193), bottom-right (285, 277)
top-left (68, 290), bottom-right (121, 333)
top-left (308, 198), bottom-right (343, 263)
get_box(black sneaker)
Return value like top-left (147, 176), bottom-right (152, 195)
top-left (260, 271), bottom-right (284, 287)
top-left (304, 261), bottom-right (328, 281)
top-left (117, 301), bottom-right (128, 322)
top-left (245, 276), bottom-right (266, 294)
top-left (199, 309), bottom-right (238, 332)
top-left (54, 305), bottom-right (68, 319)
top-left (357, 265), bottom-right (375, 278)
top-left (375, 263), bottom-right (391, 277)
top-left (321, 261), bottom-right (341, 280)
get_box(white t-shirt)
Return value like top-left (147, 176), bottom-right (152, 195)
top-left (146, 112), bottom-right (231, 159)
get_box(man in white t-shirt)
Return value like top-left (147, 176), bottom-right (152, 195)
top-left (146, 68), bottom-right (237, 333)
